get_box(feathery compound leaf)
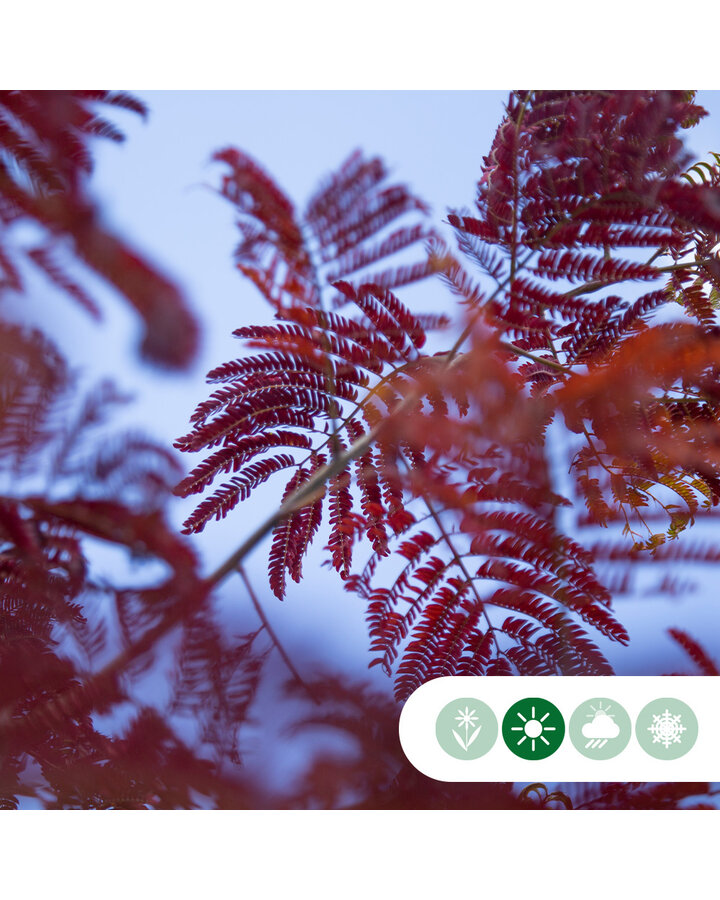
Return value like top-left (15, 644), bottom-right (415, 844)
top-left (667, 628), bottom-right (720, 675)
top-left (342, 330), bottom-right (628, 699)
top-left (0, 91), bottom-right (198, 368)
top-left (180, 454), bottom-right (299, 535)
top-left (172, 94), bottom-right (720, 770)
top-left (268, 459), bottom-right (326, 600)
top-left (177, 149), bottom-right (447, 591)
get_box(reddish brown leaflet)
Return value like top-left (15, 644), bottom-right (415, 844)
top-left (4, 91), bottom-right (720, 808)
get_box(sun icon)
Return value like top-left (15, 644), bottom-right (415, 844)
top-left (510, 704), bottom-right (557, 752)
top-left (502, 698), bottom-right (565, 759)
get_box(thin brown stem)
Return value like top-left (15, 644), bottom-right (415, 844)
top-left (238, 565), bottom-right (319, 704)
top-left (206, 411), bottom-right (396, 586)
top-left (562, 257), bottom-right (716, 300)
top-left (403, 466), bottom-right (504, 660)
top-left (498, 340), bottom-right (570, 373)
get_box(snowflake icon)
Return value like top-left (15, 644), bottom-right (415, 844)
top-left (648, 708), bottom-right (687, 749)
top-left (636, 698), bottom-right (698, 759)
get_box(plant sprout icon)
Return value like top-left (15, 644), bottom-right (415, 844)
top-left (436, 698), bottom-right (498, 759)
top-left (582, 701), bottom-right (619, 749)
top-left (510, 704), bottom-right (557, 753)
top-left (453, 706), bottom-right (482, 752)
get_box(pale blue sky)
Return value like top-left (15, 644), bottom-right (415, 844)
top-left (27, 91), bottom-right (720, 703)
top-left (63, 91), bottom-right (514, 682)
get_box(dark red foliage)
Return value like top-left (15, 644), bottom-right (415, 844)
top-left (0, 92), bottom-right (244, 808)
top-left (5, 90), bottom-right (720, 809)
top-left (175, 152), bottom-right (441, 596)
top-left (175, 90), bottom-right (720, 809)
top-left (0, 319), bottom-right (237, 805)
top-left (0, 90), bottom-right (198, 368)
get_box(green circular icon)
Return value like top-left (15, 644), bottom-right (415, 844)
top-left (502, 697), bottom-right (565, 759)
top-left (569, 697), bottom-right (631, 760)
top-left (635, 697), bottom-right (698, 760)
top-left (436, 698), bottom-right (498, 760)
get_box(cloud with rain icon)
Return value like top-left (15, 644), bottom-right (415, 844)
top-left (582, 703), bottom-right (620, 749)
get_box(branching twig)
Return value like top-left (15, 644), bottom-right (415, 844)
top-left (238, 565), bottom-right (320, 704)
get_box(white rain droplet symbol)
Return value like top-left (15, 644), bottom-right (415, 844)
top-left (648, 708), bottom-right (687, 749)
top-left (581, 701), bottom-right (619, 749)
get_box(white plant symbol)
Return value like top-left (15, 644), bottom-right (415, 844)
top-left (453, 706), bottom-right (482, 752)
top-left (648, 708), bottom-right (687, 749)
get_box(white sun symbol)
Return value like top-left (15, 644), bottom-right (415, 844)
top-left (510, 705), bottom-right (557, 752)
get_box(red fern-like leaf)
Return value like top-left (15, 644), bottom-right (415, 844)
top-left (0, 91), bottom-right (198, 368)
top-left (176, 150), bottom-right (447, 590)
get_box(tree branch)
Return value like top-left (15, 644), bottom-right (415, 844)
top-left (238, 565), bottom-right (319, 704)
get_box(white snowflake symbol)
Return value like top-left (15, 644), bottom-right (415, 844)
top-left (648, 708), bottom-right (687, 749)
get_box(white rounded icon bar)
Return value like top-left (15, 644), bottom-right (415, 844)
top-left (399, 676), bottom-right (718, 781)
